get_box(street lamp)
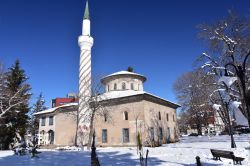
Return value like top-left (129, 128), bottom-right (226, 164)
top-left (224, 52), bottom-right (250, 128)
top-left (218, 71), bottom-right (237, 148)
top-left (225, 100), bottom-right (236, 148)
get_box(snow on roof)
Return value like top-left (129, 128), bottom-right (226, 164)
top-left (106, 71), bottom-right (145, 77)
top-left (101, 90), bottom-right (145, 99)
top-left (101, 71), bottom-right (146, 83)
top-left (35, 90), bottom-right (179, 116)
top-left (33, 103), bottom-right (78, 115)
top-left (100, 90), bottom-right (180, 107)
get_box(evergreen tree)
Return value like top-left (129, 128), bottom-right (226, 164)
top-left (0, 60), bottom-right (31, 149)
top-left (30, 93), bottom-right (47, 141)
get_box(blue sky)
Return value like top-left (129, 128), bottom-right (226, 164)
top-left (0, 0), bottom-right (249, 107)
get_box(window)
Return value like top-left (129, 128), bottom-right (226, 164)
top-left (114, 83), bottom-right (117, 90)
top-left (102, 129), bottom-right (108, 143)
top-left (131, 83), bottom-right (134, 90)
top-left (122, 82), bottom-right (126, 90)
top-left (166, 113), bottom-right (169, 121)
top-left (41, 117), bottom-right (46, 126)
top-left (124, 111), bottom-right (128, 120)
top-left (107, 85), bottom-right (110, 92)
top-left (138, 84), bottom-right (140, 90)
top-left (173, 115), bottom-right (175, 122)
top-left (150, 127), bottom-right (154, 141)
top-left (49, 116), bottom-right (54, 125)
top-left (159, 112), bottom-right (161, 120)
top-left (123, 128), bottom-right (129, 143)
top-left (159, 127), bottom-right (163, 140)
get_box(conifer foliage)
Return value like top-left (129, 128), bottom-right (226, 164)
top-left (0, 60), bottom-right (31, 149)
top-left (30, 93), bottom-right (47, 141)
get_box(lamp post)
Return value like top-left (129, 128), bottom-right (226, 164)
top-left (225, 100), bottom-right (236, 148)
top-left (224, 52), bottom-right (250, 128)
top-left (219, 71), bottom-right (237, 148)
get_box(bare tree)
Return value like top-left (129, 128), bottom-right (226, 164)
top-left (129, 105), bottom-right (144, 154)
top-left (65, 77), bottom-right (112, 148)
top-left (196, 10), bottom-right (250, 127)
top-left (174, 70), bottom-right (215, 135)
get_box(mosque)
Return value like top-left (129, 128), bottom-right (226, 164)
top-left (35, 1), bottom-right (180, 147)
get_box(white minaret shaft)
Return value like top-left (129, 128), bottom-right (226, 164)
top-left (78, 1), bottom-right (93, 126)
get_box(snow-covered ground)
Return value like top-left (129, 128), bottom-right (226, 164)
top-left (0, 134), bottom-right (249, 166)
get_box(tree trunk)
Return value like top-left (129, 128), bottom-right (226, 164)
top-left (87, 109), bottom-right (95, 150)
top-left (74, 111), bottom-right (79, 146)
top-left (197, 123), bottom-right (202, 135)
top-left (136, 119), bottom-right (138, 154)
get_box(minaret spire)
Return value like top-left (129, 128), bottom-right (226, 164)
top-left (84, 0), bottom-right (89, 20)
top-left (81, 0), bottom-right (91, 36)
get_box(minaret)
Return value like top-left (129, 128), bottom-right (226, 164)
top-left (78, 0), bottom-right (93, 126)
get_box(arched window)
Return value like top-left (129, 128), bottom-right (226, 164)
top-left (48, 130), bottom-right (54, 144)
top-left (131, 83), bottom-right (134, 90)
top-left (122, 82), bottom-right (126, 90)
top-left (166, 113), bottom-right (169, 121)
top-left (114, 83), bottom-right (117, 90)
top-left (124, 111), bottom-right (128, 120)
top-left (107, 85), bottom-right (110, 92)
top-left (159, 112), bottom-right (161, 120)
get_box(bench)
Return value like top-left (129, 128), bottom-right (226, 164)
top-left (210, 149), bottom-right (245, 165)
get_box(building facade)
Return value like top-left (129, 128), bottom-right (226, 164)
top-left (35, 71), bottom-right (180, 147)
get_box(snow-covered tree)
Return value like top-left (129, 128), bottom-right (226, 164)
top-left (0, 60), bottom-right (31, 149)
top-left (196, 10), bottom-right (250, 127)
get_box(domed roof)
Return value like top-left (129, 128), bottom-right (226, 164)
top-left (101, 71), bottom-right (147, 84)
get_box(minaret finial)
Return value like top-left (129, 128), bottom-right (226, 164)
top-left (84, 0), bottom-right (89, 20)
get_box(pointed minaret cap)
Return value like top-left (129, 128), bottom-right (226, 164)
top-left (84, 0), bottom-right (90, 20)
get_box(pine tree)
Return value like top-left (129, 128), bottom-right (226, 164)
top-left (30, 93), bottom-right (47, 142)
top-left (3, 60), bottom-right (31, 149)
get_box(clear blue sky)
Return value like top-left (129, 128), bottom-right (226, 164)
top-left (0, 0), bottom-right (249, 107)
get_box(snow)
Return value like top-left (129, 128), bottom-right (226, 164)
top-left (231, 101), bottom-right (241, 108)
top-left (219, 76), bottom-right (238, 87)
top-left (231, 101), bottom-right (248, 127)
top-left (234, 108), bottom-right (249, 127)
top-left (34, 90), bottom-right (179, 116)
top-left (0, 135), bottom-right (250, 165)
top-left (212, 104), bottom-right (221, 111)
top-left (103, 71), bottom-right (146, 79)
top-left (33, 103), bottom-right (78, 115)
top-left (101, 90), bottom-right (180, 107)
top-left (102, 90), bottom-right (145, 99)
top-left (101, 71), bottom-right (147, 83)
